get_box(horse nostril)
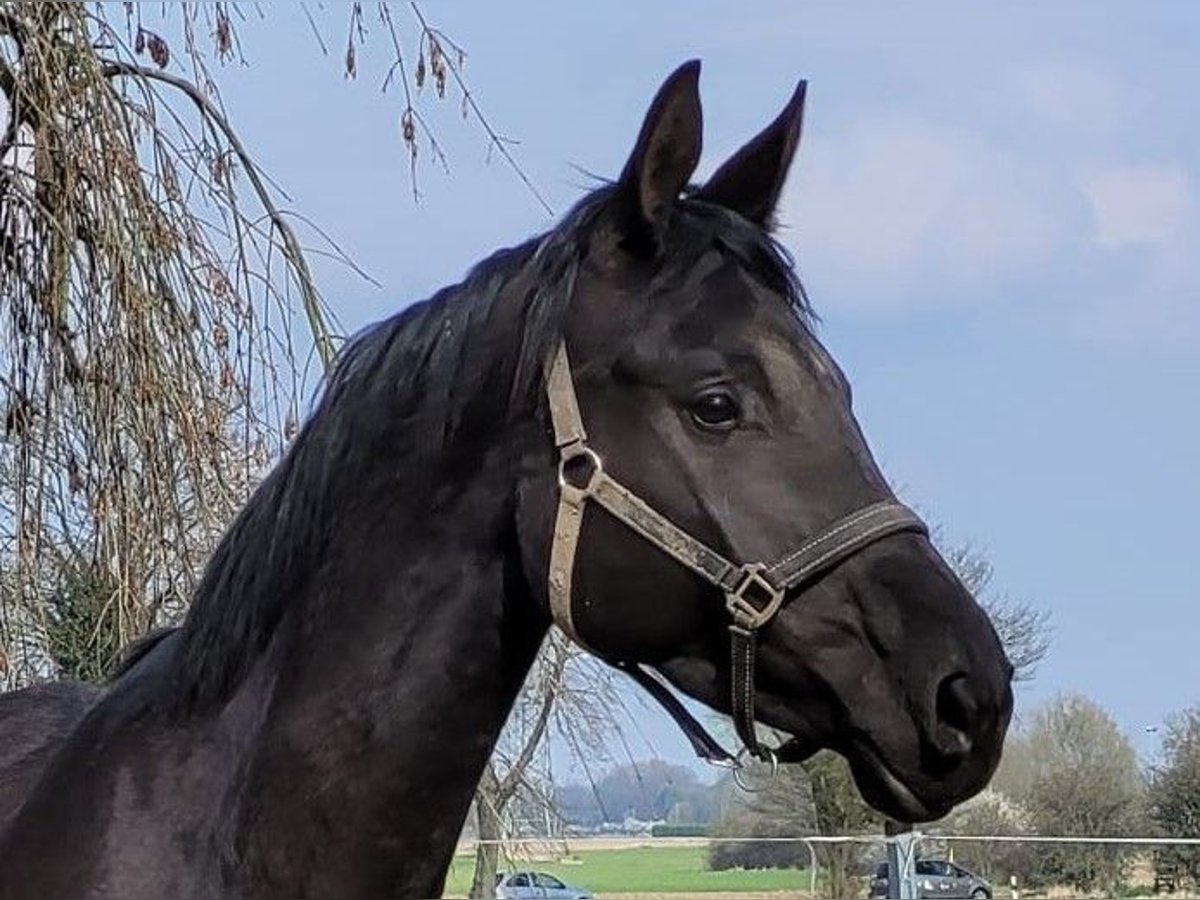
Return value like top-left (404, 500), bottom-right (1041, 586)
top-left (934, 673), bottom-right (978, 757)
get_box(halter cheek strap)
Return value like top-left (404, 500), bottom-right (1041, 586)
top-left (544, 342), bottom-right (927, 764)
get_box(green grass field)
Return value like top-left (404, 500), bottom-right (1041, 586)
top-left (442, 845), bottom-right (816, 896)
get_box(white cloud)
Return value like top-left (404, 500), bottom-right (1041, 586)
top-left (753, 76), bottom-right (1197, 350)
top-left (1079, 163), bottom-right (1194, 248)
top-left (781, 115), bottom-right (1070, 312)
top-left (1014, 63), bottom-right (1125, 134)
top-left (1072, 164), bottom-right (1200, 348)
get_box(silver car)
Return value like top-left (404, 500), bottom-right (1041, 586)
top-left (494, 871), bottom-right (593, 900)
top-left (869, 859), bottom-right (992, 899)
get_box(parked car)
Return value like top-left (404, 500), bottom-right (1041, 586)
top-left (494, 870), bottom-right (593, 899)
top-left (869, 859), bottom-right (992, 899)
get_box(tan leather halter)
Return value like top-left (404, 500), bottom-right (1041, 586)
top-left (544, 341), bottom-right (928, 764)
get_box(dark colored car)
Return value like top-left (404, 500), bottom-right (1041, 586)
top-left (869, 859), bottom-right (992, 899)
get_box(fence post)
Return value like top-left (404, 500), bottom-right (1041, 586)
top-left (802, 839), bottom-right (817, 897)
top-left (885, 820), bottom-right (918, 899)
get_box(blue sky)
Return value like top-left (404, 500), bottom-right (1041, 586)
top-left (209, 2), bottom-right (1198, 770)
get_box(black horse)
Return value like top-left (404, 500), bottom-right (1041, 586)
top-left (0, 62), bottom-right (1012, 899)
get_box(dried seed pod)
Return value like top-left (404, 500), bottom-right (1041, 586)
top-left (146, 31), bottom-right (170, 69)
top-left (68, 454), bottom-right (85, 494)
top-left (429, 38), bottom-right (447, 98)
top-left (211, 153), bottom-right (228, 188)
top-left (5, 395), bottom-right (31, 438)
top-left (215, 10), bottom-right (232, 58)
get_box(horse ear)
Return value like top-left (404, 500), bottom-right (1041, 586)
top-left (613, 60), bottom-right (703, 253)
top-left (694, 80), bottom-right (807, 227)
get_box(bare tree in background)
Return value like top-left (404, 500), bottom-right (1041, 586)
top-left (469, 632), bottom-right (624, 899)
top-left (0, 1), bottom-right (540, 687)
top-left (709, 748), bottom-right (880, 893)
top-left (1148, 707), bottom-right (1200, 890)
top-left (1021, 693), bottom-right (1144, 892)
top-left (943, 541), bottom-right (1051, 682)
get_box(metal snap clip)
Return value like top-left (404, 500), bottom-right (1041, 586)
top-left (732, 745), bottom-right (779, 792)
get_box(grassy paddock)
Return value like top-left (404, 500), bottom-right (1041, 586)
top-left (442, 844), bottom-right (816, 896)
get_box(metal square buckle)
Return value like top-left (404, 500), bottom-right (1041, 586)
top-left (726, 564), bottom-right (784, 631)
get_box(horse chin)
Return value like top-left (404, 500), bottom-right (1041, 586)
top-left (840, 742), bottom-right (950, 823)
top-left (759, 694), bottom-right (952, 822)
top-left (776, 737), bottom-right (945, 822)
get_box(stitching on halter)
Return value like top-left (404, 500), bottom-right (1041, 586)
top-left (768, 504), bottom-right (891, 575)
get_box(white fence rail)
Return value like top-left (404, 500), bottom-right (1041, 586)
top-left (452, 832), bottom-right (1200, 898)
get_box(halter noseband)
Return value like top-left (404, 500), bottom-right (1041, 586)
top-left (544, 342), bottom-right (927, 766)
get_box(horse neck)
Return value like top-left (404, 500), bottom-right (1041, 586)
top-left (229, 452), bottom-right (548, 897)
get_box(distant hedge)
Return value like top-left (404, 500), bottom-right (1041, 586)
top-left (651, 823), bottom-right (711, 837)
top-left (708, 837), bottom-right (808, 871)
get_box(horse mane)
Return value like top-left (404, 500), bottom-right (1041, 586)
top-left (110, 626), bottom-right (178, 679)
top-left (155, 188), bottom-right (812, 715)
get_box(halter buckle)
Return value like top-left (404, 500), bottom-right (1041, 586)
top-left (726, 564), bottom-right (785, 631)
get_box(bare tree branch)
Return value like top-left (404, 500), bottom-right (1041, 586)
top-left (495, 642), bottom-right (565, 803)
top-left (941, 539), bottom-right (1052, 682)
top-left (99, 60), bottom-right (335, 370)
top-left (1, 0), bottom-right (553, 687)
top-left (409, 2), bottom-right (553, 217)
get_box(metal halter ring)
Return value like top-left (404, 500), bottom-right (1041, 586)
top-left (704, 754), bottom-right (741, 772)
top-left (732, 745), bottom-right (779, 792)
top-left (557, 444), bottom-right (603, 494)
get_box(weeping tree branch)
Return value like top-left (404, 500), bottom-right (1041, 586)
top-left (0, 1), bottom-right (549, 688)
top-left (494, 644), bottom-right (566, 803)
top-left (100, 60), bottom-right (335, 370)
top-left (468, 635), bottom-right (628, 898)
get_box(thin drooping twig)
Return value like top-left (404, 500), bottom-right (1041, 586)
top-left (100, 60), bottom-right (337, 370)
top-left (0, 2), bottom-right (328, 684)
top-left (377, 2), bottom-right (447, 201)
top-left (409, 2), bottom-right (553, 217)
top-left (469, 633), bottom-right (628, 893)
top-left (495, 644), bottom-right (566, 802)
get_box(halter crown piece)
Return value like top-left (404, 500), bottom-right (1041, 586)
top-left (543, 342), bottom-right (928, 770)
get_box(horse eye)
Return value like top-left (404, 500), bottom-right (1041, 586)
top-left (689, 389), bottom-right (740, 431)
